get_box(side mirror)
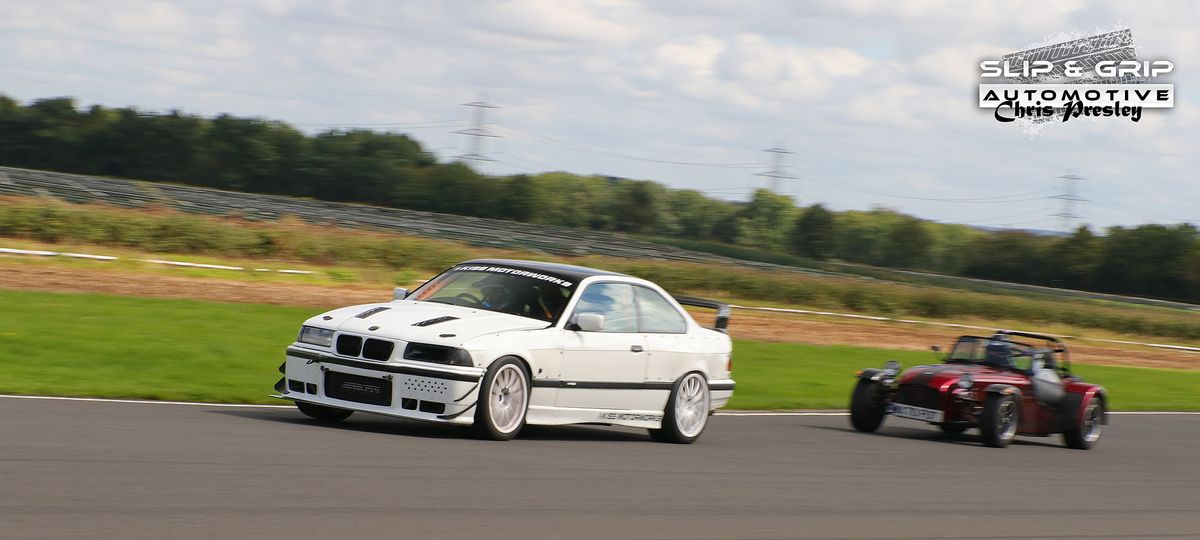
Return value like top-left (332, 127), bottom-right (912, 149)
top-left (930, 345), bottom-right (941, 352)
top-left (392, 287), bottom-right (408, 301)
top-left (574, 313), bottom-right (605, 332)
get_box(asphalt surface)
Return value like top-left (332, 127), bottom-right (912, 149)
top-left (1, 397), bottom-right (1197, 539)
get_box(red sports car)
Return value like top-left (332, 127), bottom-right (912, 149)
top-left (849, 330), bottom-right (1107, 449)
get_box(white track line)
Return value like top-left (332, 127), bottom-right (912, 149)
top-left (0, 394), bottom-right (290, 409)
top-left (729, 304), bottom-right (1200, 354)
top-left (0, 395), bottom-right (1196, 414)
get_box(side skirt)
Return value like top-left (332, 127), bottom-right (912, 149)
top-left (526, 405), bottom-right (664, 429)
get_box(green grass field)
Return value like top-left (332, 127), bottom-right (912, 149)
top-left (1, 290), bottom-right (1196, 410)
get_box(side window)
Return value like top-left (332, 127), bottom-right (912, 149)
top-left (634, 286), bottom-right (687, 334)
top-left (573, 283), bottom-right (638, 333)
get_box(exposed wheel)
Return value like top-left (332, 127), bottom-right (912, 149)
top-left (980, 393), bottom-right (1019, 448)
top-left (473, 357), bottom-right (530, 441)
top-left (650, 372), bottom-right (710, 444)
top-left (849, 379), bottom-right (886, 433)
top-left (939, 423), bottom-right (968, 435)
top-left (1063, 399), bottom-right (1103, 450)
top-left (295, 401), bottom-right (354, 422)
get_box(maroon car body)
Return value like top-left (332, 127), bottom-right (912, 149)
top-left (849, 330), bottom-right (1108, 449)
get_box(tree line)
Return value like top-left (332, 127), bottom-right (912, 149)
top-left (2, 95), bottom-right (1198, 302)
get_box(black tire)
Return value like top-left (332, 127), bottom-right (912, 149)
top-left (849, 379), bottom-right (886, 433)
top-left (980, 393), bottom-right (1019, 448)
top-left (473, 357), bottom-right (530, 441)
top-left (939, 423), bottom-right (968, 435)
top-left (1063, 399), bottom-right (1104, 450)
top-left (295, 401), bottom-right (354, 422)
top-left (649, 372), bottom-right (710, 444)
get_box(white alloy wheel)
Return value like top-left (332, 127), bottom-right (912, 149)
top-left (489, 364), bottom-right (528, 434)
top-left (474, 358), bottom-right (530, 441)
top-left (675, 373), bottom-right (710, 438)
top-left (650, 372), bottom-right (710, 444)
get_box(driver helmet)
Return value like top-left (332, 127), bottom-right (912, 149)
top-left (479, 277), bottom-right (520, 312)
top-left (984, 339), bottom-right (1013, 367)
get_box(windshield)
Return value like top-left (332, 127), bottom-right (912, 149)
top-left (946, 336), bottom-right (1035, 368)
top-left (410, 266), bottom-right (575, 323)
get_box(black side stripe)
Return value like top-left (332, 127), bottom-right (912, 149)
top-left (285, 347), bottom-right (481, 383)
top-left (532, 380), bottom-right (674, 390)
top-left (530, 380), bottom-right (736, 392)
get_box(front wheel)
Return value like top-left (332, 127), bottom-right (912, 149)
top-left (850, 379), bottom-right (886, 433)
top-left (473, 358), bottom-right (530, 441)
top-left (980, 393), bottom-right (1019, 448)
top-left (650, 372), bottom-right (710, 444)
top-left (295, 401), bottom-right (354, 422)
top-left (1063, 399), bottom-right (1103, 450)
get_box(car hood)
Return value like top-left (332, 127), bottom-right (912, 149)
top-left (898, 363), bottom-right (1021, 389)
top-left (304, 300), bottom-right (550, 345)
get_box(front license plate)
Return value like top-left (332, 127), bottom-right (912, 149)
top-left (325, 371), bottom-right (392, 406)
top-left (887, 403), bottom-right (944, 423)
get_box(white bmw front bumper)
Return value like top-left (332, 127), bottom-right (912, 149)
top-left (275, 345), bottom-right (485, 425)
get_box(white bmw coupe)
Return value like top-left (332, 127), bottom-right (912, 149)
top-left (275, 259), bottom-right (734, 443)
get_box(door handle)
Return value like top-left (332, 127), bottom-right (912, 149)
top-left (630, 345), bottom-right (644, 353)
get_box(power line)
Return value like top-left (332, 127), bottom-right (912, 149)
top-left (499, 126), bottom-right (760, 168)
top-left (1051, 174), bottom-right (1086, 233)
top-left (754, 144), bottom-right (797, 194)
top-left (455, 94), bottom-right (501, 162)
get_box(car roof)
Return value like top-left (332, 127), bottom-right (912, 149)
top-left (459, 258), bottom-right (629, 282)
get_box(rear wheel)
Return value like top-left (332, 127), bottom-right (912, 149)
top-left (473, 358), bottom-right (530, 441)
top-left (849, 379), bottom-right (886, 433)
top-left (1063, 399), bottom-right (1103, 450)
top-left (980, 393), bottom-right (1019, 448)
top-left (650, 372), bottom-right (710, 444)
top-left (295, 401), bottom-right (354, 422)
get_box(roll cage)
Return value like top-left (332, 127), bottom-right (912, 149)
top-left (943, 331), bottom-right (1071, 375)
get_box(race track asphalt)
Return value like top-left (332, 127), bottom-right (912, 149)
top-left (1, 396), bottom-right (1197, 540)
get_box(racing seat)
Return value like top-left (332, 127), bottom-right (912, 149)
top-left (1028, 352), bottom-right (1065, 407)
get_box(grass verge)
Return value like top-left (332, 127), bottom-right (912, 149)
top-left (1, 290), bottom-right (1196, 410)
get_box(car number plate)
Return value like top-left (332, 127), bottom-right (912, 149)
top-left (887, 403), bottom-right (944, 423)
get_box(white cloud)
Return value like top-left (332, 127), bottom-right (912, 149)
top-left (0, 0), bottom-right (1194, 228)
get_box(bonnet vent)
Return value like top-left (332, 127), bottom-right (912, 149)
top-left (355, 306), bottom-right (391, 319)
top-left (412, 316), bottom-right (459, 327)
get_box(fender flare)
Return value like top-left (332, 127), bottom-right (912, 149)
top-left (982, 383), bottom-right (1023, 401)
top-left (1082, 387), bottom-right (1109, 425)
top-left (856, 368), bottom-right (889, 383)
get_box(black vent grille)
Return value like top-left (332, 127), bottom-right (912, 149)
top-left (894, 384), bottom-right (942, 409)
top-left (361, 338), bottom-right (395, 361)
top-left (325, 371), bottom-right (392, 406)
top-left (412, 316), bottom-right (459, 327)
top-left (355, 306), bottom-right (391, 319)
top-left (336, 334), bottom-right (363, 356)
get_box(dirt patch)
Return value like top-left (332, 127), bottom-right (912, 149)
top-left (1, 262), bottom-right (385, 308)
top-left (724, 311), bottom-right (1199, 370)
top-left (4, 261), bottom-right (1197, 370)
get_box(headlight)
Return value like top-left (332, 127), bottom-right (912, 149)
top-left (957, 373), bottom-right (974, 389)
top-left (404, 343), bottom-right (474, 367)
top-left (297, 326), bottom-right (335, 347)
top-left (883, 360), bottom-right (901, 377)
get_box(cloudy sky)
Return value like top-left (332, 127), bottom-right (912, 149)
top-left (4, 0), bottom-right (1197, 230)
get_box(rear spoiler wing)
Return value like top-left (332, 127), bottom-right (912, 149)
top-left (672, 295), bottom-right (730, 333)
